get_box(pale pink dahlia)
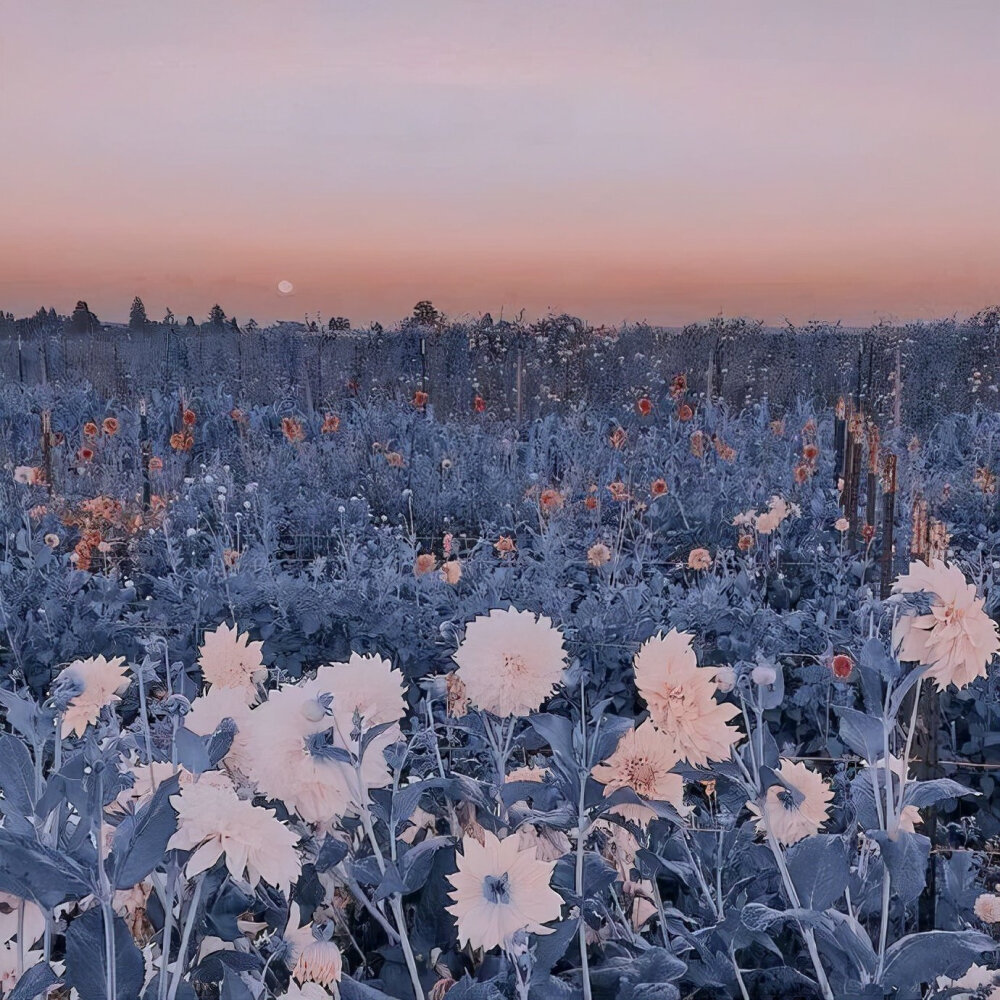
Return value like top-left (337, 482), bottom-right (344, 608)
top-left (453, 608), bottom-right (568, 717)
top-left (198, 623), bottom-right (267, 703)
top-left (748, 759), bottom-right (834, 846)
top-left (892, 560), bottom-right (999, 689)
top-left (56, 655), bottom-right (130, 737)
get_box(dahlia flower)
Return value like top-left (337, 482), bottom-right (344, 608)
top-left (279, 983), bottom-right (333, 1000)
top-left (748, 759), bottom-right (834, 846)
top-left (447, 829), bottom-right (563, 951)
top-left (0, 893), bottom-right (45, 950)
top-left (247, 657), bottom-right (404, 825)
top-left (184, 686), bottom-right (255, 775)
top-left (892, 560), bottom-right (1000, 689)
top-left (591, 720), bottom-right (687, 825)
top-left (452, 608), bottom-right (568, 718)
top-left (198, 623), bottom-right (267, 704)
top-left (975, 893), bottom-right (1000, 923)
top-left (633, 630), bottom-right (741, 765)
top-left (168, 778), bottom-right (301, 892)
top-left (55, 655), bottom-right (130, 737)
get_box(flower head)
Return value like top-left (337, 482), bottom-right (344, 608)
top-left (168, 778), bottom-right (301, 892)
top-left (633, 631), bottom-right (741, 765)
top-left (447, 829), bottom-right (563, 951)
top-left (687, 548), bottom-right (712, 571)
top-left (748, 759), bottom-right (834, 845)
top-left (591, 720), bottom-right (687, 825)
top-left (975, 894), bottom-right (1000, 923)
top-left (55, 655), bottom-right (130, 737)
top-left (198, 623), bottom-right (267, 704)
top-left (453, 608), bottom-right (567, 718)
top-left (185, 686), bottom-right (255, 776)
top-left (892, 560), bottom-right (1000, 689)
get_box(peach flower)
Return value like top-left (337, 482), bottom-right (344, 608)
top-left (633, 631), bottom-right (741, 766)
top-left (185, 686), bottom-right (255, 776)
top-left (198, 623), bottom-right (267, 704)
top-left (440, 559), bottom-right (462, 584)
top-left (892, 560), bottom-right (1000, 689)
top-left (748, 759), bottom-right (834, 846)
top-left (447, 830), bottom-right (563, 952)
top-left (453, 608), bottom-right (568, 718)
top-left (55, 655), bottom-right (130, 737)
top-left (687, 548), bottom-right (712, 571)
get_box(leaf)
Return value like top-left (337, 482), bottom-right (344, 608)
top-left (836, 707), bottom-right (885, 762)
top-left (399, 836), bottom-right (450, 894)
top-left (530, 916), bottom-right (580, 984)
top-left (8, 962), bottom-right (60, 1000)
top-left (530, 714), bottom-right (578, 772)
top-left (173, 727), bottom-right (211, 774)
top-left (880, 929), bottom-right (994, 991)
top-left (0, 733), bottom-right (36, 814)
top-left (786, 835), bottom-right (848, 911)
top-left (111, 773), bottom-right (180, 888)
top-left (64, 908), bottom-right (145, 1000)
top-left (0, 831), bottom-right (93, 907)
top-left (390, 777), bottom-right (445, 834)
top-left (220, 968), bottom-right (254, 1000)
top-left (869, 831), bottom-right (930, 905)
top-left (589, 713), bottom-right (636, 768)
top-left (902, 778), bottom-right (977, 810)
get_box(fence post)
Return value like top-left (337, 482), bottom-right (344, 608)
top-left (893, 342), bottom-right (902, 429)
top-left (140, 398), bottom-right (151, 511)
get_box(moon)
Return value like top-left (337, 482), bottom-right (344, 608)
top-left (277, 280), bottom-right (294, 295)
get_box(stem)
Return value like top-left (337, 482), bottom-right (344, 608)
top-left (101, 899), bottom-right (117, 1000)
top-left (158, 861), bottom-right (178, 1000)
top-left (576, 774), bottom-right (593, 1000)
top-left (766, 830), bottom-right (833, 1000)
top-left (895, 677), bottom-right (922, 825)
top-left (876, 870), bottom-right (891, 982)
top-left (166, 874), bottom-right (205, 1000)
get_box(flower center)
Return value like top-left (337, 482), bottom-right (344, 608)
top-left (624, 757), bottom-right (658, 796)
top-left (483, 872), bottom-right (511, 905)
top-left (502, 653), bottom-right (528, 677)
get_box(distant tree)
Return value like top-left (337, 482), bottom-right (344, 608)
top-left (185, 315), bottom-right (196, 328)
top-left (410, 300), bottom-right (441, 327)
top-left (32, 307), bottom-right (48, 323)
top-left (70, 300), bottom-right (98, 334)
top-left (245, 318), bottom-right (258, 332)
top-left (229, 316), bottom-right (240, 331)
top-left (163, 307), bottom-right (176, 326)
top-left (129, 296), bottom-right (148, 331)
top-left (47, 307), bottom-right (58, 323)
top-left (369, 321), bottom-right (383, 336)
top-left (328, 316), bottom-right (351, 332)
top-left (208, 304), bottom-right (226, 328)
top-left (307, 320), bottom-right (318, 332)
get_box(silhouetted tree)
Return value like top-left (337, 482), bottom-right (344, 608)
top-left (129, 296), bottom-right (148, 331)
top-left (410, 300), bottom-right (440, 327)
top-left (163, 308), bottom-right (176, 326)
top-left (185, 316), bottom-right (196, 328)
top-left (328, 316), bottom-right (351, 332)
top-left (229, 316), bottom-right (240, 331)
top-left (70, 300), bottom-right (98, 334)
top-left (208, 304), bottom-right (226, 327)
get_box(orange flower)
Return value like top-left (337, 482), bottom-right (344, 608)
top-left (170, 431), bottom-right (194, 452)
top-left (687, 548), bottom-right (712, 571)
top-left (650, 478), bottom-right (668, 497)
top-left (414, 553), bottom-right (437, 576)
top-left (102, 417), bottom-right (119, 436)
top-left (608, 481), bottom-right (629, 502)
top-left (282, 417), bottom-right (305, 443)
top-left (148, 456), bottom-right (163, 473)
top-left (494, 535), bottom-right (516, 556)
top-left (321, 413), bottom-right (340, 434)
top-left (690, 430), bottom-right (706, 458)
top-left (635, 397), bottom-right (653, 417)
top-left (676, 404), bottom-right (693, 422)
top-left (539, 488), bottom-right (564, 513)
top-left (584, 495), bottom-right (599, 511)
top-left (385, 451), bottom-right (405, 468)
top-left (440, 559), bottom-right (462, 585)
top-left (587, 542), bottom-right (612, 567)
top-left (802, 443), bottom-right (819, 463)
top-left (182, 408), bottom-right (197, 427)
top-left (473, 395), bottom-right (486, 413)
top-left (609, 426), bottom-right (628, 449)
top-left (770, 419), bottom-right (785, 436)
top-left (412, 390), bottom-right (429, 409)
top-left (737, 533), bottom-right (754, 551)
top-left (793, 463), bottom-right (811, 484)
top-left (83, 421), bottom-right (99, 437)
top-left (670, 373), bottom-right (687, 399)
top-left (223, 548), bottom-right (240, 568)
top-left (78, 447), bottom-right (94, 462)
top-left (230, 408), bottom-right (245, 422)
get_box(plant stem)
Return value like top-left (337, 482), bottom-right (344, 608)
top-left (166, 874), bottom-right (205, 1000)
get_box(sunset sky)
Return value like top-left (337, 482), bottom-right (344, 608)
top-left (2, 1), bottom-right (998, 327)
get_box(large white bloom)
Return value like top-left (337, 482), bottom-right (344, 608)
top-left (447, 829), bottom-right (563, 951)
top-left (185, 685), bottom-right (255, 776)
top-left (633, 630), bottom-right (741, 765)
top-left (591, 720), bottom-right (687, 825)
top-left (247, 655), bottom-right (405, 825)
top-left (892, 560), bottom-right (999, 689)
top-left (167, 777), bottom-right (301, 892)
top-left (198, 623), bottom-right (267, 704)
top-left (748, 759), bottom-right (834, 846)
top-left (55, 655), bottom-right (130, 738)
top-left (452, 608), bottom-right (568, 717)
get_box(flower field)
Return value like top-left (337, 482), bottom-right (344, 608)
top-left (2, 375), bottom-right (1000, 1000)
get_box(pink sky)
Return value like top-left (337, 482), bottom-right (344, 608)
top-left (1, 1), bottom-right (998, 326)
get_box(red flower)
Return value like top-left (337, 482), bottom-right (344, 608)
top-left (636, 397), bottom-right (653, 417)
top-left (473, 395), bottom-right (486, 413)
top-left (677, 404), bottom-right (694, 422)
top-left (78, 447), bottom-right (94, 462)
top-left (413, 390), bottom-right (429, 409)
top-left (102, 417), bottom-right (119, 436)
top-left (831, 654), bottom-right (853, 680)
top-left (182, 408), bottom-right (197, 427)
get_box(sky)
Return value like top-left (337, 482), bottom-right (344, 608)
top-left (1, 1), bottom-right (998, 327)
